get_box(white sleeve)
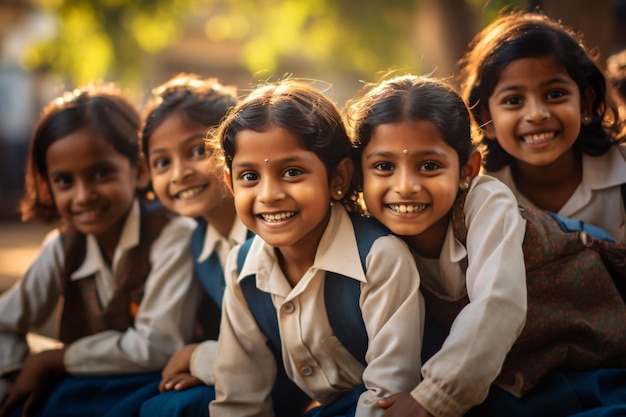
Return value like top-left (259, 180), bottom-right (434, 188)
top-left (189, 340), bottom-right (219, 385)
top-left (209, 245), bottom-right (277, 417)
top-left (64, 216), bottom-right (197, 374)
top-left (0, 230), bottom-right (64, 376)
top-left (356, 235), bottom-right (424, 417)
top-left (413, 179), bottom-right (527, 417)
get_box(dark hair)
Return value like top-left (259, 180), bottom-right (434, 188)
top-left (348, 74), bottom-right (474, 180)
top-left (20, 83), bottom-right (140, 223)
top-left (457, 10), bottom-right (623, 171)
top-left (140, 73), bottom-right (238, 160)
top-left (211, 79), bottom-right (360, 212)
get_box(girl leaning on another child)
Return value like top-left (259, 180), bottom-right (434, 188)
top-left (0, 83), bottom-right (197, 417)
top-left (208, 79), bottom-right (424, 417)
top-left (348, 73), bottom-right (626, 417)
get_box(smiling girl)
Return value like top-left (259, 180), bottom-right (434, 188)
top-left (0, 83), bottom-right (196, 417)
top-left (208, 79), bottom-right (423, 417)
top-left (457, 10), bottom-right (626, 242)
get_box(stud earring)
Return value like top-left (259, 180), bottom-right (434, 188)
top-left (464, 182), bottom-right (470, 190)
top-left (582, 115), bottom-right (591, 124)
top-left (336, 190), bottom-right (343, 196)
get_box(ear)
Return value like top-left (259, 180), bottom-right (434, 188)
top-left (479, 106), bottom-right (496, 139)
top-left (459, 149), bottom-right (482, 191)
top-left (134, 158), bottom-right (151, 191)
top-left (223, 168), bottom-right (234, 195)
top-left (330, 157), bottom-right (354, 200)
top-left (581, 86), bottom-right (596, 124)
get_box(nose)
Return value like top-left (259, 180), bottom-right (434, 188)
top-left (525, 98), bottom-right (550, 123)
top-left (75, 180), bottom-right (95, 203)
top-left (257, 176), bottom-right (285, 204)
top-left (394, 168), bottom-right (419, 196)
top-left (171, 159), bottom-right (192, 183)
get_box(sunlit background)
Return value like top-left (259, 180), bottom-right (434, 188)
top-left (1, 0), bottom-right (626, 222)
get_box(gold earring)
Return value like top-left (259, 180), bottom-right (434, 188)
top-left (336, 190), bottom-right (343, 196)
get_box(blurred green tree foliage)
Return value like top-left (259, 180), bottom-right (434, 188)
top-left (22, 0), bottom-right (526, 87)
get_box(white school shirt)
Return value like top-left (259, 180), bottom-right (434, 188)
top-left (210, 204), bottom-right (423, 417)
top-left (411, 175), bottom-right (527, 417)
top-left (488, 145), bottom-right (626, 242)
top-left (189, 216), bottom-right (249, 385)
top-left (0, 200), bottom-right (197, 376)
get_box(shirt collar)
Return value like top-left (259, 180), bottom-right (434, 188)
top-left (71, 199), bottom-right (140, 280)
top-left (237, 204), bottom-right (365, 289)
top-left (583, 146), bottom-right (626, 190)
top-left (197, 216), bottom-right (249, 262)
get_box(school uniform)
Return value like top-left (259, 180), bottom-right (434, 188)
top-left (138, 216), bottom-right (249, 417)
top-left (210, 204), bottom-right (423, 417)
top-left (488, 145), bottom-right (626, 242)
top-left (411, 175), bottom-right (528, 417)
top-left (0, 199), bottom-right (197, 416)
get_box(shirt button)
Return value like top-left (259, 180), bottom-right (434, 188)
top-left (300, 365), bottom-right (313, 376)
top-left (283, 302), bottom-right (295, 313)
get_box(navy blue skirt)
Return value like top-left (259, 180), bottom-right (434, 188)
top-left (7, 372), bottom-right (161, 417)
top-left (467, 368), bottom-right (626, 417)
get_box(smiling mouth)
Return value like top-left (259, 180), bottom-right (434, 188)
top-left (387, 204), bottom-right (427, 214)
top-left (74, 207), bottom-right (104, 222)
top-left (259, 211), bottom-right (297, 222)
top-left (174, 185), bottom-right (207, 199)
top-left (521, 132), bottom-right (556, 145)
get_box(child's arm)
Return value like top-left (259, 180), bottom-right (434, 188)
top-left (413, 177), bottom-right (527, 417)
top-left (209, 244), bottom-right (279, 416)
top-left (378, 392), bottom-right (433, 417)
top-left (356, 234), bottom-right (423, 416)
top-left (0, 231), bottom-right (65, 380)
top-left (158, 343), bottom-right (203, 392)
top-left (62, 216), bottom-right (197, 374)
top-left (0, 348), bottom-right (65, 417)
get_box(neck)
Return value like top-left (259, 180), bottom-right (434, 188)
top-left (511, 149), bottom-right (582, 212)
top-left (203, 197), bottom-right (237, 238)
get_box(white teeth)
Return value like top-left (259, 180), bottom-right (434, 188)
top-left (261, 212), bottom-right (296, 222)
top-left (176, 186), bottom-right (204, 199)
top-left (388, 204), bottom-right (426, 213)
top-left (76, 208), bottom-right (101, 221)
top-left (522, 132), bottom-right (554, 144)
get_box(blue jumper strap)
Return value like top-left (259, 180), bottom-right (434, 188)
top-left (238, 214), bottom-right (390, 367)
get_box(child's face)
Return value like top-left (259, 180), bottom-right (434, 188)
top-left (485, 56), bottom-right (583, 168)
top-left (229, 126), bottom-right (332, 251)
top-left (361, 120), bottom-right (460, 242)
top-left (46, 128), bottom-right (143, 245)
top-left (148, 112), bottom-right (231, 221)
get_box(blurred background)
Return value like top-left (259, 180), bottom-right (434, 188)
top-left (1, 0), bottom-right (626, 289)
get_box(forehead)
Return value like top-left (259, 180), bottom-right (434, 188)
top-left (149, 112), bottom-right (208, 149)
top-left (496, 56), bottom-right (574, 87)
top-left (232, 126), bottom-right (308, 162)
top-left (367, 120), bottom-right (451, 151)
top-left (46, 129), bottom-right (128, 173)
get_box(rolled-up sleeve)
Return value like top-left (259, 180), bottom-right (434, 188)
top-left (413, 177), bottom-right (527, 417)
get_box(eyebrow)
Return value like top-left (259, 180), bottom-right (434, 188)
top-left (232, 154), bottom-right (315, 170)
top-left (494, 76), bottom-right (574, 96)
top-left (149, 133), bottom-right (206, 156)
top-left (364, 149), bottom-right (449, 160)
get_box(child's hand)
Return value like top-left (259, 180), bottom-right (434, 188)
top-left (377, 392), bottom-right (433, 417)
top-left (159, 372), bottom-right (203, 392)
top-left (161, 344), bottom-right (197, 379)
top-left (0, 349), bottom-right (65, 417)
